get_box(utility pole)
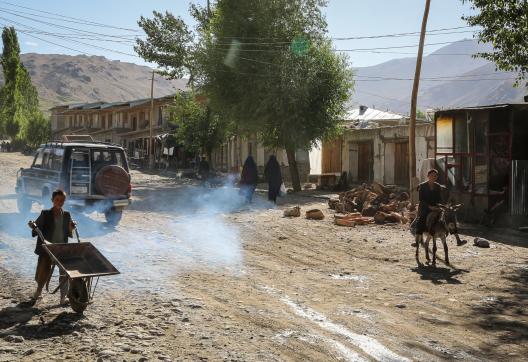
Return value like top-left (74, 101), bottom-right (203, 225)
top-left (409, 0), bottom-right (431, 202)
top-left (149, 70), bottom-right (155, 169)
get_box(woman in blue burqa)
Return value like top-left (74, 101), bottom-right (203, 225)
top-left (264, 155), bottom-right (282, 203)
top-left (239, 155), bottom-right (259, 203)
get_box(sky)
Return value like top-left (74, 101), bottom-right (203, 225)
top-left (8, 0), bottom-right (477, 68)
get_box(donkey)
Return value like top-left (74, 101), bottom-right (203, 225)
top-left (415, 204), bottom-right (462, 267)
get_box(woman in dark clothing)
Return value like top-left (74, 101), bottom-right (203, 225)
top-left (264, 155), bottom-right (282, 203)
top-left (239, 155), bottom-right (259, 203)
top-left (31, 189), bottom-right (75, 304)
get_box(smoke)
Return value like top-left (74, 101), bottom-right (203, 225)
top-left (0, 176), bottom-right (274, 294)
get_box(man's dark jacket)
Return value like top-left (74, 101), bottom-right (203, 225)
top-left (32, 209), bottom-right (72, 255)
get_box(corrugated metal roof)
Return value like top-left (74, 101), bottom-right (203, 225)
top-left (343, 106), bottom-right (406, 129)
top-left (52, 94), bottom-right (177, 112)
top-left (345, 106), bottom-right (404, 122)
top-left (435, 103), bottom-right (528, 112)
top-left (100, 101), bottom-right (130, 109)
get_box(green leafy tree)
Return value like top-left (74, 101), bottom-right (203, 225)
top-left (203, 0), bottom-right (353, 190)
top-left (170, 92), bottom-right (228, 162)
top-left (463, 0), bottom-right (528, 84)
top-left (135, 1), bottom-right (353, 190)
top-left (135, 11), bottom-right (198, 84)
top-left (0, 26), bottom-right (23, 138)
top-left (0, 26), bottom-right (46, 144)
top-left (23, 112), bottom-right (50, 148)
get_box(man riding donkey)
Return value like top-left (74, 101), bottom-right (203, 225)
top-left (411, 169), bottom-right (467, 264)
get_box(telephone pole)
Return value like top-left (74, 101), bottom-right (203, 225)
top-left (149, 70), bottom-right (155, 169)
top-left (409, 0), bottom-right (431, 202)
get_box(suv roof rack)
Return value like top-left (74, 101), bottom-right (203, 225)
top-left (62, 135), bottom-right (94, 142)
top-left (39, 135), bottom-right (123, 148)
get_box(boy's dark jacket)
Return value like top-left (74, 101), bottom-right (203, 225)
top-left (32, 209), bottom-right (72, 255)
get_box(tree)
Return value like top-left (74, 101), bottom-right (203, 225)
top-left (170, 92), bottom-right (228, 162)
top-left (135, 10), bottom-right (198, 85)
top-left (203, 0), bottom-right (353, 190)
top-left (463, 0), bottom-right (528, 84)
top-left (0, 26), bottom-right (23, 139)
top-left (22, 112), bottom-right (50, 148)
top-left (135, 1), bottom-right (353, 191)
top-left (0, 26), bottom-right (46, 144)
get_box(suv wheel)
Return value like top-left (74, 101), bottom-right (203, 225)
top-left (17, 196), bottom-right (32, 214)
top-left (104, 209), bottom-right (122, 226)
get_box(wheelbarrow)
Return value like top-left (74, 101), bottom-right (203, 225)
top-left (28, 221), bottom-right (120, 313)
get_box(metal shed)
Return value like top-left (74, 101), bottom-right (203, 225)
top-left (434, 103), bottom-right (528, 224)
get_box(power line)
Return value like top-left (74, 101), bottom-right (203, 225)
top-left (0, 0), bottom-right (141, 33)
top-left (0, 17), bottom-right (140, 57)
top-left (0, 8), bottom-right (142, 41)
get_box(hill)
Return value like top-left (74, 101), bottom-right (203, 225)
top-left (354, 39), bottom-right (525, 113)
top-left (4, 53), bottom-right (187, 111)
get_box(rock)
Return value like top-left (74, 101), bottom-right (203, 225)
top-left (5, 335), bottom-right (25, 343)
top-left (306, 209), bottom-right (324, 220)
top-left (23, 349), bottom-right (35, 356)
top-left (98, 349), bottom-right (116, 357)
top-left (395, 304), bottom-right (406, 309)
top-left (283, 206), bottom-right (301, 217)
top-left (182, 317), bottom-right (190, 322)
top-left (473, 237), bottom-right (490, 248)
top-left (0, 346), bottom-right (17, 353)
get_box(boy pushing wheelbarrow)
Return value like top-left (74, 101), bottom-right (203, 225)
top-left (28, 189), bottom-right (120, 313)
top-left (30, 189), bottom-right (75, 305)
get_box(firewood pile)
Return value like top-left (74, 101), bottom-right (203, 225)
top-left (329, 182), bottom-right (417, 226)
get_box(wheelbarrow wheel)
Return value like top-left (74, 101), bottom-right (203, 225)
top-left (68, 279), bottom-right (89, 314)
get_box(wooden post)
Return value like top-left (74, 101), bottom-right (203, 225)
top-left (409, 0), bottom-right (431, 202)
top-left (149, 70), bottom-right (155, 169)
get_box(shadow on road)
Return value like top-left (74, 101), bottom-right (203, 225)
top-left (1, 309), bottom-right (85, 341)
top-left (411, 265), bottom-right (468, 285)
top-left (459, 224), bottom-right (528, 249)
top-left (468, 261), bottom-right (528, 357)
top-left (0, 300), bottom-right (39, 330)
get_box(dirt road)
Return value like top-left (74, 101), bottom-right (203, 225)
top-left (1, 152), bottom-right (527, 361)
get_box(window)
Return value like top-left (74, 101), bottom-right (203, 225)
top-left (33, 149), bottom-right (44, 168)
top-left (41, 150), bottom-right (51, 169)
top-left (91, 150), bottom-right (125, 169)
top-left (436, 114), bottom-right (472, 192)
top-left (50, 149), bottom-right (64, 170)
top-left (436, 116), bottom-right (453, 152)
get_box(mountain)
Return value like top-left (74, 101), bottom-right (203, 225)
top-left (5, 53), bottom-right (187, 111)
top-left (353, 39), bottom-right (525, 114)
top-left (8, 41), bottom-right (527, 115)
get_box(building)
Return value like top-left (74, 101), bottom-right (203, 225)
top-left (210, 135), bottom-right (310, 182)
top-left (50, 95), bottom-right (176, 164)
top-left (434, 103), bottom-right (528, 224)
top-left (309, 106), bottom-right (434, 187)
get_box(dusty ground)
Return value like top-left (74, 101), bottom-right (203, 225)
top-left (0, 152), bottom-right (527, 361)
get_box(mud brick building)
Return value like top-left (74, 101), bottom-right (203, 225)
top-left (50, 95), bottom-right (174, 164)
top-left (309, 106), bottom-right (434, 187)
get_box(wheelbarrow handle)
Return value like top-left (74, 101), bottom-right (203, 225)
top-left (27, 221), bottom-right (50, 245)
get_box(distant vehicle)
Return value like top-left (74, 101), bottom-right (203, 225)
top-left (16, 136), bottom-right (132, 225)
